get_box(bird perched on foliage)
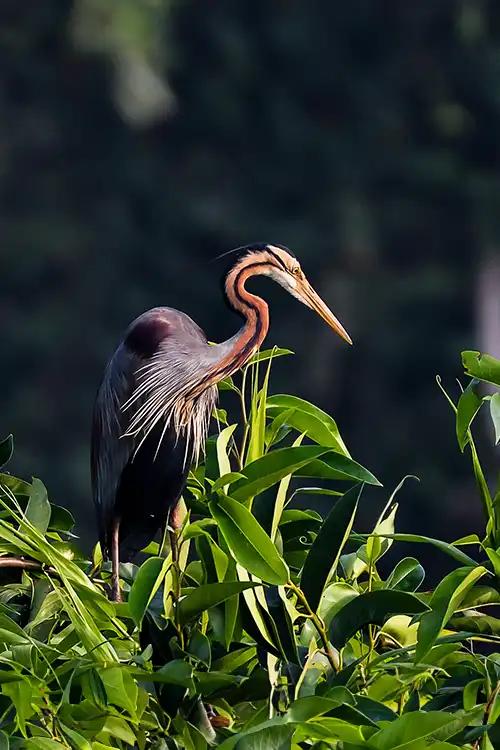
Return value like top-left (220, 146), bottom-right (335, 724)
top-left (91, 243), bottom-right (351, 600)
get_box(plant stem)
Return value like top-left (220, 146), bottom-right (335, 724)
top-left (287, 581), bottom-right (337, 672)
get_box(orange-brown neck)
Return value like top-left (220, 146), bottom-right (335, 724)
top-left (224, 260), bottom-right (270, 353)
top-left (188, 258), bottom-right (271, 397)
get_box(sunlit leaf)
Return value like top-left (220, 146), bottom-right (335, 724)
top-left (209, 495), bottom-right (289, 584)
top-left (266, 394), bottom-right (350, 455)
top-left (128, 556), bottom-right (168, 626)
top-left (416, 565), bottom-right (488, 662)
top-left (456, 381), bottom-right (483, 451)
top-left (462, 350), bottom-right (500, 386)
top-left (386, 557), bottom-right (425, 592)
top-left (25, 478), bottom-right (51, 534)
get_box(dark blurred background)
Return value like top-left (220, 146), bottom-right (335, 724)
top-left (2, 1), bottom-right (499, 567)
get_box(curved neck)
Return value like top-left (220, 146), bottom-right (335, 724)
top-left (221, 260), bottom-right (270, 372)
top-left (190, 261), bottom-right (270, 397)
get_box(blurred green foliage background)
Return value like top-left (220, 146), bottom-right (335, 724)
top-left (2, 1), bottom-right (499, 560)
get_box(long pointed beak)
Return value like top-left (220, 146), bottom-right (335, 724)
top-left (301, 280), bottom-right (353, 345)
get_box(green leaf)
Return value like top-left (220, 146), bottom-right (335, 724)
top-left (266, 394), bottom-right (350, 455)
top-left (462, 350), bottom-right (500, 386)
top-left (209, 495), bottom-right (289, 584)
top-left (216, 424), bottom-right (237, 482)
top-left (146, 660), bottom-right (194, 689)
top-left (0, 435), bottom-right (13, 469)
top-left (48, 504), bottom-right (75, 532)
top-left (300, 484), bottom-right (362, 612)
top-left (232, 446), bottom-right (329, 501)
top-left (236, 726), bottom-right (294, 750)
top-left (286, 695), bottom-right (350, 722)
top-left (490, 392), bottom-right (500, 445)
top-left (232, 446), bottom-right (379, 503)
top-left (99, 666), bottom-right (138, 717)
top-left (366, 533), bottom-right (478, 566)
top-left (415, 565), bottom-right (488, 662)
top-left (212, 472), bottom-right (246, 493)
top-left (271, 433), bottom-right (304, 542)
top-left (25, 478), bottom-right (51, 533)
top-left (369, 708), bottom-right (481, 749)
top-left (177, 581), bottom-right (260, 624)
top-left (300, 452), bottom-right (381, 486)
top-left (85, 668), bottom-right (108, 709)
top-left (329, 590), bottom-right (429, 649)
top-left (128, 556), bottom-right (167, 626)
top-left (456, 381), bottom-right (483, 451)
top-left (247, 347), bottom-right (293, 365)
top-left (247, 352), bottom-right (274, 462)
top-left (387, 557), bottom-right (425, 592)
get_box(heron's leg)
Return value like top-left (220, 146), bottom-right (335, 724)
top-left (110, 517), bottom-right (122, 603)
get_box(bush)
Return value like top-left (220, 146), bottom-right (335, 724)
top-left (0, 347), bottom-right (499, 749)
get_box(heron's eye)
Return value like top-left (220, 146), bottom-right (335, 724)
top-left (290, 265), bottom-right (302, 276)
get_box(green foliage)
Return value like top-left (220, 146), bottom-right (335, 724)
top-left (0, 349), bottom-right (499, 748)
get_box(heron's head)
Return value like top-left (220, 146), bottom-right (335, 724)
top-left (225, 243), bottom-right (352, 345)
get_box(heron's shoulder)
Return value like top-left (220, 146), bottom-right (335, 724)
top-left (124, 307), bottom-right (206, 358)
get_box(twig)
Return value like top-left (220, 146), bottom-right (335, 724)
top-left (287, 581), bottom-right (338, 672)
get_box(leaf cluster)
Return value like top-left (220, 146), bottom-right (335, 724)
top-left (0, 348), bottom-right (499, 748)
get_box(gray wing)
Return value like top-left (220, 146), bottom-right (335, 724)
top-left (91, 343), bottom-right (138, 554)
top-left (91, 306), bottom-right (216, 554)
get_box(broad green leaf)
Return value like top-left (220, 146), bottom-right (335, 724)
top-left (25, 478), bottom-right (51, 533)
top-left (209, 495), bottom-right (289, 584)
top-left (490, 392), bottom-right (500, 445)
top-left (143, 660), bottom-right (194, 689)
top-left (232, 446), bottom-right (330, 501)
top-left (0, 731), bottom-right (8, 750)
top-left (286, 695), bottom-right (350, 722)
top-left (231, 446), bottom-right (379, 503)
top-left (456, 381), bottom-right (482, 451)
top-left (266, 394), bottom-right (350, 455)
top-left (128, 556), bottom-right (168, 626)
top-left (236, 725), bottom-right (294, 749)
top-left (300, 484), bottom-right (362, 612)
top-left (99, 667), bottom-right (138, 717)
top-left (212, 472), bottom-right (246, 492)
top-left (0, 435), bottom-right (13, 469)
top-left (300, 452), bottom-right (381, 485)
top-left (329, 590), bottom-right (428, 649)
top-left (462, 350), bottom-right (500, 386)
top-left (387, 557), bottom-right (425, 592)
top-left (415, 565), bottom-right (487, 662)
top-left (59, 725), bottom-right (92, 750)
top-left (177, 581), bottom-right (259, 624)
top-left (369, 708), bottom-right (481, 749)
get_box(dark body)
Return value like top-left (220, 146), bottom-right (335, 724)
top-left (91, 307), bottom-right (216, 562)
